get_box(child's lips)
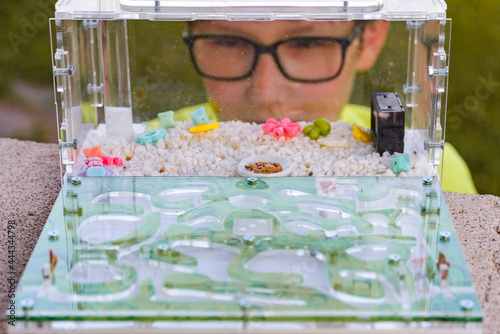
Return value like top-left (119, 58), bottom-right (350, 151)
top-left (261, 107), bottom-right (304, 122)
top-left (283, 109), bottom-right (306, 121)
top-left (229, 102), bottom-right (305, 123)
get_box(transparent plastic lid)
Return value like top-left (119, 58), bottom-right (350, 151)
top-left (55, 0), bottom-right (447, 20)
top-left (120, 0), bottom-right (384, 14)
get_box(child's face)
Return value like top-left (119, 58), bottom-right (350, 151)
top-left (188, 20), bottom-right (386, 123)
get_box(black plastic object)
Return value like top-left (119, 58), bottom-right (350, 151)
top-left (371, 91), bottom-right (405, 155)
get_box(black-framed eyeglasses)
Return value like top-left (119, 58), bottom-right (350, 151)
top-left (183, 22), bottom-right (364, 83)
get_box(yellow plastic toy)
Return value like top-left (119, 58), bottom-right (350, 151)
top-left (353, 124), bottom-right (373, 143)
top-left (189, 122), bottom-right (219, 133)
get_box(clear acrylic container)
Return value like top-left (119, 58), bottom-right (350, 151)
top-left (10, 1), bottom-right (483, 333)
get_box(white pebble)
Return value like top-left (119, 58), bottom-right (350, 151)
top-left (84, 120), bottom-right (431, 179)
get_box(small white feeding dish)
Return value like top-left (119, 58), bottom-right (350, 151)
top-left (237, 154), bottom-right (293, 177)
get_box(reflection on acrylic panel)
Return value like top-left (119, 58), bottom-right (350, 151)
top-left (13, 176), bottom-right (482, 332)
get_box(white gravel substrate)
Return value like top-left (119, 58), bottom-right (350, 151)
top-left (85, 120), bottom-right (434, 177)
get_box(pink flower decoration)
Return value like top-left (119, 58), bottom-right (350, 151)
top-left (262, 118), bottom-right (302, 138)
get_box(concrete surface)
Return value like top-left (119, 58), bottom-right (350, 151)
top-left (0, 138), bottom-right (499, 333)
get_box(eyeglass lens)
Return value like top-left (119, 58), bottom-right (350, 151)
top-left (193, 36), bottom-right (255, 79)
top-left (191, 36), bottom-right (346, 82)
top-left (279, 38), bottom-right (344, 81)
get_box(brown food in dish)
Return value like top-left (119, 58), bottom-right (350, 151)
top-left (245, 161), bottom-right (283, 174)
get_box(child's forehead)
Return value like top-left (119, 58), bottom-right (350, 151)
top-left (190, 20), bottom-right (356, 38)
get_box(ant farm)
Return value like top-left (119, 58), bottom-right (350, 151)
top-left (10, 0), bottom-right (483, 333)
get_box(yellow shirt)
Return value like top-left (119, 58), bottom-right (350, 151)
top-left (151, 102), bottom-right (477, 194)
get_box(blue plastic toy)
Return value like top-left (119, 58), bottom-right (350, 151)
top-left (158, 110), bottom-right (176, 128)
top-left (190, 106), bottom-right (210, 125)
top-left (390, 153), bottom-right (411, 174)
top-left (136, 129), bottom-right (166, 145)
top-left (87, 166), bottom-right (106, 177)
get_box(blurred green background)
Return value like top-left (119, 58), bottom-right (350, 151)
top-left (0, 0), bottom-right (498, 195)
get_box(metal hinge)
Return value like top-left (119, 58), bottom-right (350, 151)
top-left (59, 139), bottom-right (78, 150)
top-left (53, 65), bottom-right (74, 77)
top-left (424, 139), bottom-right (445, 151)
top-left (428, 66), bottom-right (449, 78)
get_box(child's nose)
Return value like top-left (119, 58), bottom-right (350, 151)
top-left (249, 53), bottom-right (288, 102)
